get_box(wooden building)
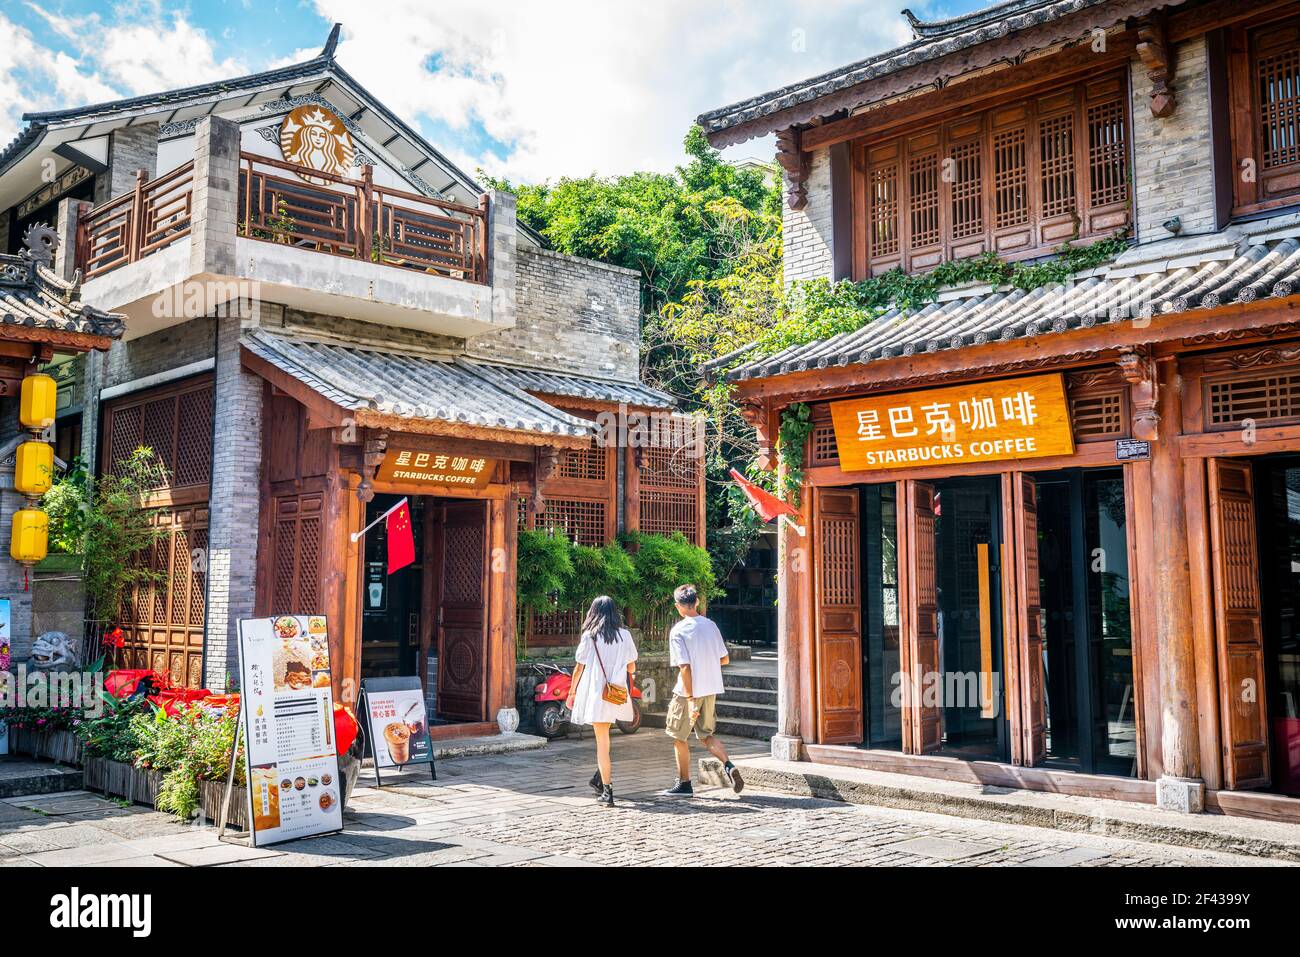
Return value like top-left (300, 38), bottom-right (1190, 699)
top-left (0, 25), bottom-right (703, 737)
top-left (699, 0), bottom-right (1300, 816)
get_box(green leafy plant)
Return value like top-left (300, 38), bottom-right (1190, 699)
top-left (133, 704), bottom-right (243, 822)
top-left (516, 528), bottom-right (574, 620)
top-left (52, 449), bottom-right (172, 624)
top-left (75, 691), bottom-right (147, 762)
top-left (777, 403), bottom-right (814, 507)
top-left (41, 457), bottom-right (91, 555)
top-left (620, 531), bottom-right (720, 645)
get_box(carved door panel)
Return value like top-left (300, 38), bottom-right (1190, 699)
top-left (1208, 459), bottom-right (1270, 790)
top-left (907, 481), bottom-right (942, 753)
top-left (814, 487), bottom-right (863, 745)
top-left (434, 500), bottom-right (489, 722)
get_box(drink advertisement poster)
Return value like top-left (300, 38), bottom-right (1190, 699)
top-left (362, 677), bottom-right (434, 768)
top-left (237, 615), bottom-right (344, 847)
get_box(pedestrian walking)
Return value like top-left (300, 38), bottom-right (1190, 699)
top-left (565, 595), bottom-right (638, 807)
top-left (662, 584), bottom-right (744, 796)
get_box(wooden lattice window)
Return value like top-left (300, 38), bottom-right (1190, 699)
top-left (1070, 391), bottom-right (1126, 440)
top-left (1206, 366), bottom-right (1300, 430)
top-left (557, 440), bottom-right (607, 481)
top-left (809, 404), bottom-right (840, 466)
top-left (102, 377), bottom-right (213, 688)
top-left (270, 492), bottom-right (323, 614)
top-left (854, 72), bottom-right (1130, 276)
top-left (1229, 17), bottom-right (1300, 215)
top-left (638, 419), bottom-right (705, 546)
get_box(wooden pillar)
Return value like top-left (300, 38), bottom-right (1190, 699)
top-left (772, 455), bottom-right (808, 761)
top-left (1150, 356), bottom-right (1204, 810)
top-left (486, 493), bottom-right (517, 731)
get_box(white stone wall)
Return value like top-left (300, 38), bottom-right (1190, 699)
top-left (1129, 36), bottom-right (1217, 241)
top-left (782, 147), bottom-right (835, 284)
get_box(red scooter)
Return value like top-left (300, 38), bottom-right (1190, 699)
top-left (532, 662), bottom-right (643, 738)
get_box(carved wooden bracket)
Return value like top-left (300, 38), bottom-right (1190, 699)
top-left (357, 429), bottom-right (388, 503)
top-left (1118, 350), bottom-right (1159, 442)
top-left (531, 446), bottom-right (561, 515)
top-left (774, 128), bottom-right (809, 212)
top-left (1136, 13), bottom-right (1176, 118)
top-left (740, 402), bottom-right (774, 472)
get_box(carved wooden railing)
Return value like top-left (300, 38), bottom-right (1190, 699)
top-left (237, 152), bottom-right (489, 284)
top-left (73, 154), bottom-right (490, 286)
top-left (76, 162), bottom-right (194, 279)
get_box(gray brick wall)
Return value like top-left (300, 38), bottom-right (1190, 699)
top-left (467, 245), bottom-right (641, 380)
top-left (95, 123), bottom-right (159, 205)
top-left (783, 147), bottom-right (835, 284)
top-left (204, 313), bottom-right (262, 691)
top-left (1130, 36), bottom-right (1216, 241)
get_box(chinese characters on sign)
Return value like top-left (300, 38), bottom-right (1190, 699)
top-left (829, 373), bottom-right (1075, 472)
top-left (376, 448), bottom-right (497, 489)
top-left (236, 615), bottom-right (344, 847)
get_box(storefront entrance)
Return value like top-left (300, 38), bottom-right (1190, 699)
top-left (1253, 457), bottom-right (1300, 797)
top-left (932, 476), bottom-right (1007, 762)
top-left (1034, 469), bottom-right (1136, 777)
top-left (360, 493), bottom-right (489, 724)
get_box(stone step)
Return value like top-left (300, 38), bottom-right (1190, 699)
top-left (721, 686), bottom-right (777, 705)
top-left (714, 717), bottom-right (776, 741)
top-left (721, 671), bottom-right (779, 691)
top-left (0, 759), bottom-right (84, 800)
top-left (715, 700), bottom-right (778, 723)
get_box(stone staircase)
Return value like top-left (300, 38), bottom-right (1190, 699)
top-left (715, 663), bottom-right (778, 740)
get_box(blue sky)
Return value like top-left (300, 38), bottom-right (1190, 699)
top-left (1, 0), bottom-right (991, 181)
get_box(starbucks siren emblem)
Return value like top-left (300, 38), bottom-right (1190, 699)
top-left (279, 105), bottom-right (356, 184)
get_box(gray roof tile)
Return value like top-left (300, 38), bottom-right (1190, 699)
top-left (486, 365), bottom-right (675, 409)
top-left (241, 329), bottom-right (594, 440)
top-left (0, 226), bottom-right (124, 340)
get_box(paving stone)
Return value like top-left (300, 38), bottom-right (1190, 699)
top-left (156, 841), bottom-right (281, 866)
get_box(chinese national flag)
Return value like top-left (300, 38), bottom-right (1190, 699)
top-left (386, 499), bottom-right (416, 573)
top-left (729, 468), bottom-right (800, 523)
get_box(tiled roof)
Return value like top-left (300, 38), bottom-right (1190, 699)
top-left (487, 365), bottom-right (676, 409)
top-left (698, 0), bottom-right (1182, 142)
top-left (723, 217), bottom-right (1300, 382)
top-left (241, 328), bottom-right (594, 440)
top-left (0, 225), bottom-right (125, 340)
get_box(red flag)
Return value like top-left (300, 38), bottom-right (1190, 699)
top-left (386, 500), bottom-right (416, 573)
top-left (729, 468), bottom-right (800, 523)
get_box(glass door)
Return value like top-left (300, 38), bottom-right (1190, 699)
top-left (861, 484), bottom-right (902, 750)
top-left (1255, 458), bottom-right (1300, 796)
top-left (933, 476), bottom-right (1007, 761)
top-left (1034, 468), bottom-right (1135, 776)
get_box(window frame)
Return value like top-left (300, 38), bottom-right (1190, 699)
top-left (850, 70), bottom-right (1133, 279)
top-left (1226, 12), bottom-right (1300, 218)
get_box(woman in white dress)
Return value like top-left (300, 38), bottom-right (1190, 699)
top-left (565, 596), bottom-right (637, 807)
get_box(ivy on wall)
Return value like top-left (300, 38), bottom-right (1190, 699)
top-left (777, 403), bottom-right (813, 506)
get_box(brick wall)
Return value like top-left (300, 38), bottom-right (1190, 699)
top-left (467, 245), bottom-right (641, 381)
top-left (1129, 36), bottom-right (1217, 241)
top-left (204, 313), bottom-right (262, 690)
top-left (782, 147), bottom-right (835, 284)
top-left (95, 123), bottom-right (159, 205)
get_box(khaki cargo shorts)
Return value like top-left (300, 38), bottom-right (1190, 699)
top-left (665, 694), bottom-right (717, 741)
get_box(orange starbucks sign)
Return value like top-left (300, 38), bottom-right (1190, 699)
top-left (376, 448), bottom-right (497, 489)
top-left (828, 373), bottom-right (1074, 473)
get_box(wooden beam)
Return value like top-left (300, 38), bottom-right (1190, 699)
top-left (801, 40), bottom-right (1137, 152)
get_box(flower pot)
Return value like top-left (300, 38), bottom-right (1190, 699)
top-left (83, 757), bottom-right (161, 805)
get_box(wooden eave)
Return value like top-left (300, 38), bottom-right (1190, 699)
top-left (242, 345), bottom-right (593, 453)
top-left (0, 325), bottom-right (116, 354)
top-left (731, 295), bottom-right (1300, 407)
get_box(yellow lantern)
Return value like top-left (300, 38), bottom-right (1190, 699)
top-left (14, 440), bottom-right (53, 496)
top-left (11, 508), bottom-right (48, 564)
top-left (20, 373), bottom-right (57, 430)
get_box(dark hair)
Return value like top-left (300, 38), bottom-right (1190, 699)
top-left (673, 584), bottom-right (698, 607)
top-left (582, 595), bottom-right (623, 645)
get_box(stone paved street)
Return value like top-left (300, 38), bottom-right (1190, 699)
top-left (0, 733), bottom-right (1287, 867)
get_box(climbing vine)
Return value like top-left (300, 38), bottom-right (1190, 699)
top-left (777, 403), bottom-right (814, 507)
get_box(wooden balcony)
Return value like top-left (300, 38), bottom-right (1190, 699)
top-left (75, 154), bottom-right (489, 285)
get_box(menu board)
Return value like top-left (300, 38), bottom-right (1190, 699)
top-left (362, 677), bottom-right (434, 769)
top-left (236, 615), bottom-right (344, 847)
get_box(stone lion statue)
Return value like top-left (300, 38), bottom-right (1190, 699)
top-left (29, 631), bottom-right (80, 671)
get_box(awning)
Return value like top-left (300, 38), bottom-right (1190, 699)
top-left (241, 328), bottom-right (595, 447)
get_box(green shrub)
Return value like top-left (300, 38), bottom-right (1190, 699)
top-left (517, 528), bottom-right (573, 619)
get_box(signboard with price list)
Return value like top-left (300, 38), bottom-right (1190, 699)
top-left (236, 614), bottom-right (344, 846)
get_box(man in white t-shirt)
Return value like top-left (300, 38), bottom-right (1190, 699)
top-left (662, 584), bottom-right (744, 796)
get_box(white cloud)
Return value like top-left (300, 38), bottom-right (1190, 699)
top-left (3, 0), bottom-right (920, 182)
top-left (310, 0), bottom-right (913, 181)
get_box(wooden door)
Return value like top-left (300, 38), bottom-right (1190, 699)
top-left (1014, 475), bottom-right (1046, 765)
top-left (813, 487), bottom-right (862, 745)
top-left (1208, 459), bottom-right (1271, 789)
top-left (906, 481), bottom-right (942, 753)
top-left (433, 500), bottom-right (489, 722)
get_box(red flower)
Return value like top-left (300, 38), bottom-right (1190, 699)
top-left (103, 628), bottom-right (125, 649)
